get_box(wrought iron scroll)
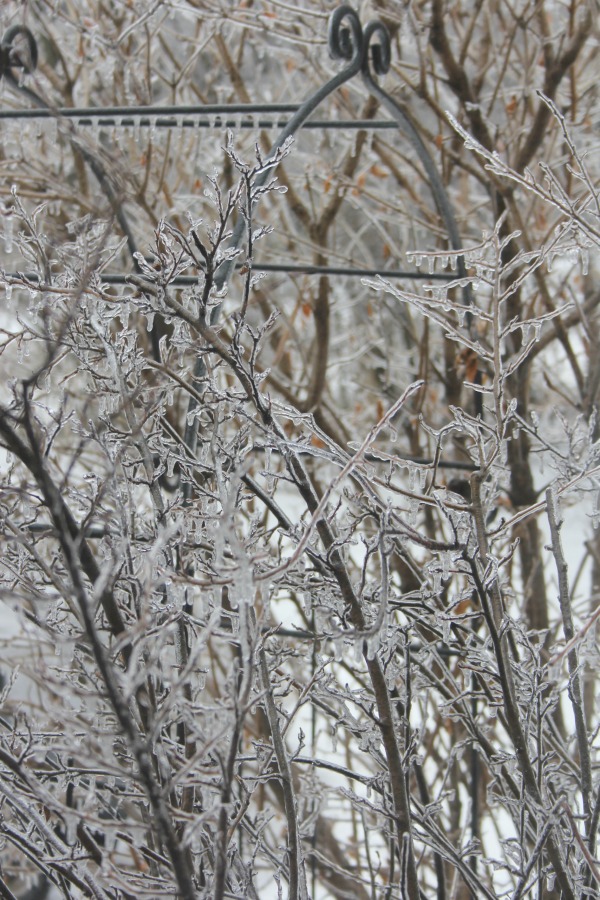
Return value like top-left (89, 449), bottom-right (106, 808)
top-left (0, 25), bottom-right (37, 79)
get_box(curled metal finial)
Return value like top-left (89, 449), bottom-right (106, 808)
top-left (0, 25), bottom-right (38, 79)
top-left (328, 7), bottom-right (391, 80)
top-left (362, 21), bottom-right (391, 78)
top-left (328, 5), bottom-right (364, 66)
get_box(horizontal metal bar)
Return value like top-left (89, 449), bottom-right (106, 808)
top-left (0, 102), bottom-right (301, 118)
top-left (0, 106), bottom-right (398, 131)
top-left (5, 263), bottom-right (455, 285)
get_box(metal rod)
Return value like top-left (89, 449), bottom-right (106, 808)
top-left (0, 106), bottom-right (398, 131)
top-left (3, 265), bottom-right (455, 286)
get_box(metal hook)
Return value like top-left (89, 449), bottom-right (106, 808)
top-left (0, 25), bottom-right (38, 79)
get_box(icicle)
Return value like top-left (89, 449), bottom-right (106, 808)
top-left (591, 492), bottom-right (600, 530)
top-left (428, 256), bottom-right (435, 274)
top-left (407, 498), bottom-right (419, 525)
top-left (133, 117), bottom-right (141, 143)
top-left (408, 463), bottom-right (417, 491)
top-left (457, 523), bottom-right (470, 544)
top-left (414, 254), bottom-right (422, 268)
top-left (580, 247), bottom-right (589, 276)
top-left (302, 593), bottom-right (311, 616)
top-left (17, 340), bottom-right (29, 364)
top-left (4, 215), bottom-right (13, 254)
top-left (264, 446), bottom-right (275, 492)
top-left (5, 283), bottom-right (13, 305)
top-left (145, 311), bottom-right (155, 332)
top-left (441, 551), bottom-right (451, 581)
top-left (441, 255), bottom-right (449, 269)
top-left (521, 323), bottom-right (530, 342)
top-left (441, 616), bottom-right (451, 643)
top-left (532, 322), bottom-right (542, 341)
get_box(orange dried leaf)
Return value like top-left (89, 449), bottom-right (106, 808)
top-left (369, 164), bottom-right (388, 178)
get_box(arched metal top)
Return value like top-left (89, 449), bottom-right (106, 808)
top-left (0, 12), bottom-right (469, 295)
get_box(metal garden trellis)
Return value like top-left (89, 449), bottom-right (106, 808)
top-left (0, 7), bottom-right (481, 897)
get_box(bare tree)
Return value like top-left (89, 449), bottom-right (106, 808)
top-left (0, 1), bottom-right (598, 898)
